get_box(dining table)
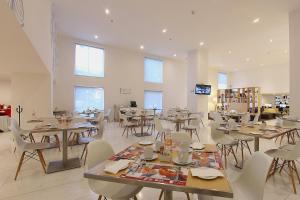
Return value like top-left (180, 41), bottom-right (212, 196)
top-left (218, 124), bottom-right (297, 152)
top-left (84, 143), bottom-right (233, 200)
top-left (126, 114), bottom-right (154, 137)
top-left (30, 121), bottom-right (95, 173)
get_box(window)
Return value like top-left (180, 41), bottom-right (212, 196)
top-left (144, 90), bottom-right (163, 110)
top-left (218, 73), bottom-right (228, 89)
top-left (74, 86), bottom-right (104, 112)
top-left (144, 58), bottom-right (163, 83)
top-left (75, 44), bottom-right (104, 77)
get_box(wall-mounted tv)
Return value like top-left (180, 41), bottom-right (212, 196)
top-left (195, 84), bottom-right (211, 95)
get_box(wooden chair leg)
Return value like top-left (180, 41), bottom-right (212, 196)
top-left (159, 190), bottom-right (164, 200)
top-left (14, 151), bottom-right (25, 180)
top-left (230, 146), bottom-right (238, 166)
top-left (98, 195), bottom-right (102, 200)
top-left (195, 129), bottom-right (200, 142)
top-left (81, 145), bottom-right (87, 160)
top-left (279, 160), bottom-right (286, 174)
top-left (292, 161), bottom-right (300, 184)
top-left (185, 192), bottom-right (191, 200)
top-left (36, 150), bottom-right (46, 173)
top-left (223, 145), bottom-right (227, 168)
top-left (245, 141), bottom-right (252, 154)
top-left (122, 127), bottom-right (126, 136)
top-left (288, 161), bottom-right (297, 193)
top-left (54, 135), bottom-right (61, 151)
top-left (133, 195), bottom-right (138, 200)
top-left (266, 158), bottom-right (276, 181)
top-left (84, 147), bottom-right (88, 166)
top-left (39, 150), bottom-right (47, 167)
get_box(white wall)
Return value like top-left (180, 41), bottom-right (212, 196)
top-left (208, 68), bottom-right (219, 112)
top-left (290, 8), bottom-right (300, 117)
top-left (0, 80), bottom-right (11, 105)
top-left (11, 73), bottom-right (52, 129)
top-left (230, 65), bottom-right (289, 94)
top-left (22, 0), bottom-right (54, 74)
top-left (54, 35), bottom-right (187, 113)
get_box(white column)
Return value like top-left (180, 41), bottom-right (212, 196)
top-left (289, 9), bottom-right (300, 117)
top-left (187, 49), bottom-right (209, 119)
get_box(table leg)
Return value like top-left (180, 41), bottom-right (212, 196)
top-left (164, 190), bottom-right (173, 200)
top-left (46, 130), bottom-right (81, 173)
top-left (176, 122), bottom-right (180, 132)
top-left (254, 137), bottom-right (259, 152)
top-left (62, 129), bottom-right (68, 164)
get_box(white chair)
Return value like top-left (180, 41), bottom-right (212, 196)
top-left (11, 128), bottom-right (50, 180)
top-left (265, 141), bottom-right (300, 193)
top-left (154, 118), bottom-right (172, 141)
top-left (104, 108), bottom-right (112, 122)
top-left (211, 112), bottom-right (226, 125)
top-left (38, 117), bottom-right (61, 151)
top-left (240, 113), bottom-right (250, 125)
top-left (252, 113), bottom-right (260, 124)
top-left (182, 119), bottom-right (201, 142)
top-left (87, 140), bottom-right (142, 200)
top-left (120, 115), bottom-right (138, 138)
top-left (198, 152), bottom-right (271, 200)
top-left (211, 122), bottom-right (238, 168)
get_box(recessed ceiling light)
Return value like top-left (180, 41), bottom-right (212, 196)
top-left (173, 54), bottom-right (177, 57)
top-left (252, 18), bottom-right (260, 24)
top-left (260, 63), bottom-right (264, 66)
top-left (246, 58), bottom-right (250, 62)
top-left (284, 50), bottom-right (288, 54)
top-left (105, 8), bottom-right (110, 15)
top-left (228, 50), bottom-right (232, 54)
top-left (94, 35), bottom-right (99, 39)
top-left (269, 38), bottom-right (273, 43)
top-left (199, 42), bottom-right (205, 46)
top-left (162, 28), bottom-right (167, 33)
top-left (140, 45), bottom-right (144, 50)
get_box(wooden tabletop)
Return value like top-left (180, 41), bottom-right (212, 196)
top-left (30, 122), bottom-right (95, 133)
top-left (220, 124), bottom-right (296, 139)
top-left (84, 144), bottom-right (233, 198)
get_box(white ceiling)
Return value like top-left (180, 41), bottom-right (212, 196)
top-left (51, 0), bottom-right (300, 71)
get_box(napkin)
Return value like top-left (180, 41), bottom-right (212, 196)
top-left (104, 160), bottom-right (130, 174)
top-left (191, 167), bottom-right (224, 177)
top-left (192, 142), bottom-right (205, 150)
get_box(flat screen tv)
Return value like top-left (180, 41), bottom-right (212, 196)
top-left (195, 84), bottom-right (211, 95)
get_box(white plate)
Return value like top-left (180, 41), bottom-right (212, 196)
top-left (172, 156), bottom-right (193, 166)
top-left (140, 154), bottom-right (158, 161)
top-left (138, 140), bottom-right (154, 145)
top-left (196, 175), bottom-right (218, 180)
top-left (191, 143), bottom-right (205, 150)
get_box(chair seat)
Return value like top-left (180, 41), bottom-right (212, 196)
top-left (216, 136), bottom-right (238, 146)
top-left (265, 148), bottom-right (292, 160)
top-left (89, 179), bottom-right (142, 199)
top-left (23, 142), bottom-right (51, 151)
top-left (279, 144), bottom-right (295, 151)
top-left (231, 134), bottom-right (254, 142)
top-left (78, 137), bottom-right (95, 144)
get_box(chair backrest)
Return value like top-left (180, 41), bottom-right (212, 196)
top-left (210, 122), bottom-right (225, 142)
top-left (212, 112), bottom-right (224, 124)
top-left (106, 108), bottom-right (111, 116)
top-left (233, 152), bottom-right (271, 200)
top-left (87, 140), bottom-right (114, 170)
top-left (228, 119), bottom-right (238, 130)
top-left (282, 119), bottom-right (296, 128)
top-left (190, 119), bottom-right (200, 127)
top-left (10, 118), bottom-right (21, 133)
top-left (287, 141), bottom-right (300, 160)
top-left (10, 129), bottom-right (26, 150)
top-left (172, 132), bottom-right (192, 145)
top-left (241, 113), bottom-right (250, 124)
top-left (97, 113), bottom-right (105, 137)
top-left (253, 113), bottom-right (260, 124)
top-left (154, 117), bottom-right (164, 132)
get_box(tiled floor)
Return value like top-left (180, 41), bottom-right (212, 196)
top-left (0, 121), bottom-right (299, 200)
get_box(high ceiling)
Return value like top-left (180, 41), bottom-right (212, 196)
top-left (52, 0), bottom-right (300, 71)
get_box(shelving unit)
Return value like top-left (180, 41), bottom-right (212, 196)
top-left (217, 87), bottom-right (261, 113)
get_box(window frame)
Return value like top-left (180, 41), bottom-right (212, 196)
top-left (144, 57), bottom-right (164, 84)
top-left (74, 85), bottom-right (105, 112)
top-left (144, 90), bottom-right (163, 110)
top-left (74, 43), bottom-right (105, 78)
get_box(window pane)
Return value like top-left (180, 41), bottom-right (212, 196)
top-left (218, 73), bottom-right (228, 89)
top-left (144, 91), bottom-right (163, 110)
top-left (75, 44), bottom-right (104, 77)
top-left (144, 58), bottom-right (163, 83)
top-left (74, 86), bottom-right (104, 112)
